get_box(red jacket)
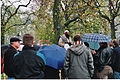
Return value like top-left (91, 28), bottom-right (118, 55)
top-left (1, 57), bottom-right (4, 73)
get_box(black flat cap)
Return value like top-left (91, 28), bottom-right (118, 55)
top-left (10, 37), bottom-right (21, 43)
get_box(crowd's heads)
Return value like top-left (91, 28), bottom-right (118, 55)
top-left (74, 35), bottom-right (81, 42)
top-left (99, 42), bottom-right (108, 48)
top-left (23, 34), bottom-right (34, 46)
top-left (10, 37), bottom-right (21, 43)
top-left (112, 39), bottom-right (119, 47)
top-left (64, 30), bottom-right (69, 33)
top-left (84, 42), bottom-right (89, 48)
top-left (64, 30), bottom-right (70, 38)
top-left (10, 37), bottom-right (21, 49)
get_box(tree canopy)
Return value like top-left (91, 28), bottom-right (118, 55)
top-left (1, 0), bottom-right (120, 44)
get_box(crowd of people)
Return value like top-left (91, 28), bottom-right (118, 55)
top-left (1, 30), bottom-right (120, 79)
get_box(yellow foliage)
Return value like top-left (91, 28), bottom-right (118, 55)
top-left (92, 27), bottom-right (93, 30)
top-left (55, 13), bottom-right (57, 15)
top-left (89, 14), bottom-right (92, 17)
top-left (69, 7), bottom-right (71, 11)
top-left (80, 2), bottom-right (82, 5)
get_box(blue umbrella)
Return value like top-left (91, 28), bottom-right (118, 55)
top-left (38, 44), bottom-right (66, 69)
top-left (87, 42), bottom-right (100, 50)
top-left (81, 33), bottom-right (112, 43)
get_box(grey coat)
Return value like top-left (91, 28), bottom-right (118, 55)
top-left (64, 44), bottom-right (94, 79)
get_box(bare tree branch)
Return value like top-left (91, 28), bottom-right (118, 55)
top-left (82, 0), bottom-right (94, 8)
top-left (115, 23), bottom-right (120, 27)
top-left (3, 0), bottom-right (31, 26)
top-left (115, 1), bottom-right (120, 16)
top-left (109, 0), bottom-right (115, 10)
top-left (64, 17), bottom-right (79, 26)
top-left (5, 12), bottom-right (33, 32)
top-left (115, 0), bottom-right (119, 9)
top-left (95, 0), bottom-right (111, 22)
top-left (2, 0), bottom-right (22, 24)
top-left (108, 0), bottom-right (113, 19)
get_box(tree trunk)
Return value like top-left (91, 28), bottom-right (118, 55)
top-left (53, 0), bottom-right (60, 44)
top-left (110, 20), bottom-right (116, 39)
top-left (1, 27), bottom-right (5, 45)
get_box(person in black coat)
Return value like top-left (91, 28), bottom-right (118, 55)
top-left (13, 34), bottom-right (45, 79)
top-left (4, 37), bottom-right (21, 78)
top-left (96, 42), bottom-right (113, 79)
top-left (112, 39), bottom-right (120, 79)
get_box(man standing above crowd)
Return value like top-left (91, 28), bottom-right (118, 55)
top-left (4, 37), bottom-right (21, 78)
top-left (58, 30), bottom-right (73, 50)
top-left (64, 35), bottom-right (94, 79)
top-left (13, 34), bottom-right (45, 79)
top-left (112, 39), bottom-right (120, 79)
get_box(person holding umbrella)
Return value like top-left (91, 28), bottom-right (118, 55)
top-left (81, 33), bottom-right (113, 79)
top-left (96, 42), bottom-right (113, 79)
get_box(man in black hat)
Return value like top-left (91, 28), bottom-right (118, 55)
top-left (4, 37), bottom-right (21, 78)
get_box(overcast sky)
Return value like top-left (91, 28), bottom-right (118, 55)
top-left (9, 0), bottom-right (33, 11)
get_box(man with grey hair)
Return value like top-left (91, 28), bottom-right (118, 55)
top-left (4, 37), bottom-right (21, 78)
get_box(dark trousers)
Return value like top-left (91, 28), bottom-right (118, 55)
top-left (43, 66), bottom-right (59, 79)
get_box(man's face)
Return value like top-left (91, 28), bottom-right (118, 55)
top-left (12, 41), bottom-right (20, 49)
top-left (99, 43), bottom-right (103, 47)
top-left (65, 32), bottom-right (70, 36)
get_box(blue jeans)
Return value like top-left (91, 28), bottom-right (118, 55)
top-left (114, 71), bottom-right (120, 79)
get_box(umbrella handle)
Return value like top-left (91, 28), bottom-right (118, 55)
top-left (59, 70), bottom-right (61, 80)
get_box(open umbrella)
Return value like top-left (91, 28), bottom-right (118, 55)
top-left (81, 33), bottom-right (112, 50)
top-left (87, 42), bottom-right (100, 50)
top-left (81, 33), bottom-right (112, 43)
top-left (38, 44), bottom-right (66, 69)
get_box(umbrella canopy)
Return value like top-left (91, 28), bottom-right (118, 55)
top-left (38, 44), bottom-right (66, 69)
top-left (87, 42), bottom-right (100, 50)
top-left (81, 33), bottom-right (112, 43)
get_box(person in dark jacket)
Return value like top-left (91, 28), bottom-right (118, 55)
top-left (64, 35), bottom-right (94, 79)
top-left (97, 42), bottom-right (113, 79)
top-left (112, 39), bottom-right (120, 79)
top-left (4, 37), bottom-right (21, 78)
top-left (1, 44), bottom-right (10, 74)
top-left (13, 34), bottom-right (45, 79)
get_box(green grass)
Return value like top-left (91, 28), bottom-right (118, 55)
top-left (1, 73), bottom-right (8, 79)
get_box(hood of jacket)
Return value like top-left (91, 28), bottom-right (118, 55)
top-left (70, 44), bottom-right (87, 55)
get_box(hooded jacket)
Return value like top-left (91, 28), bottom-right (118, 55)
top-left (64, 44), bottom-right (94, 79)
